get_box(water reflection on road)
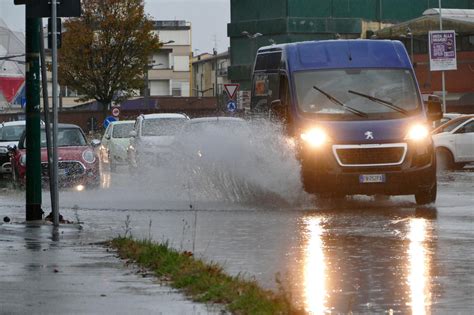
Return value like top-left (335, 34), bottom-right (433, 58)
top-left (407, 218), bottom-right (431, 315)
top-left (303, 217), bottom-right (327, 314)
top-left (292, 203), bottom-right (438, 314)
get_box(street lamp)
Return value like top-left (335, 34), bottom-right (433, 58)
top-left (242, 31), bottom-right (263, 72)
top-left (161, 40), bottom-right (175, 45)
top-left (242, 31), bottom-right (262, 39)
top-left (144, 61), bottom-right (163, 107)
top-left (406, 27), bottom-right (414, 65)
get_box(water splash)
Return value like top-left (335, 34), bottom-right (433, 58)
top-left (51, 119), bottom-right (309, 210)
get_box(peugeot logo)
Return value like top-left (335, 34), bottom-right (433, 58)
top-left (364, 131), bottom-right (374, 140)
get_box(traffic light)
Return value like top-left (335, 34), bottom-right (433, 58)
top-left (47, 18), bottom-right (62, 49)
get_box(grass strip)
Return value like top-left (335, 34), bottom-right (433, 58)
top-left (109, 237), bottom-right (304, 315)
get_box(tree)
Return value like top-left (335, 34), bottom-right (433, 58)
top-left (59, 0), bottom-right (160, 115)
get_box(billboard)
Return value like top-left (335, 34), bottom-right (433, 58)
top-left (429, 30), bottom-right (457, 71)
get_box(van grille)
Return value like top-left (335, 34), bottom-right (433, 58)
top-left (333, 144), bottom-right (407, 166)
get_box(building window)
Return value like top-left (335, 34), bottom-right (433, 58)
top-left (172, 80), bottom-right (182, 97)
top-left (172, 88), bottom-right (182, 97)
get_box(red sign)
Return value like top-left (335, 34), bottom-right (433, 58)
top-left (224, 84), bottom-right (239, 100)
top-left (112, 107), bottom-right (120, 117)
top-left (0, 76), bottom-right (24, 103)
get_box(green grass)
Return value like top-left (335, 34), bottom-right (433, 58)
top-left (109, 237), bottom-right (304, 315)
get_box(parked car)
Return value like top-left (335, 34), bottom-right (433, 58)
top-left (127, 113), bottom-right (189, 172)
top-left (9, 123), bottom-right (101, 188)
top-left (433, 112), bottom-right (462, 129)
top-left (100, 120), bottom-right (134, 171)
top-left (0, 121), bottom-right (26, 177)
top-left (432, 115), bottom-right (474, 169)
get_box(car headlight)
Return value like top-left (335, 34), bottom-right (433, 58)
top-left (20, 154), bottom-right (27, 166)
top-left (406, 124), bottom-right (430, 141)
top-left (82, 150), bottom-right (96, 163)
top-left (301, 128), bottom-right (330, 148)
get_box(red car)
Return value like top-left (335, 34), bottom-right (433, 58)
top-left (9, 123), bottom-right (101, 189)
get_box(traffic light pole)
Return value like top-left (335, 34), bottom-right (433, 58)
top-left (51, 0), bottom-right (60, 226)
top-left (25, 16), bottom-right (43, 221)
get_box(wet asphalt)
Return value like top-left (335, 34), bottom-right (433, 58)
top-left (0, 167), bottom-right (473, 314)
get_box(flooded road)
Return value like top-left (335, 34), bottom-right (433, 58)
top-left (1, 123), bottom-right (473, 314)
top-left (1, 168), bottom-right (472, 314)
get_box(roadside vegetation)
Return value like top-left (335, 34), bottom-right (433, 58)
top-left (110, 237), bottom-right (304, 315)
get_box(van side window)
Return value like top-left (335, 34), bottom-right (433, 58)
top-left (279, 74), bottom-right (290, 106)
top-left (252, 73), bottom-right (280, 112)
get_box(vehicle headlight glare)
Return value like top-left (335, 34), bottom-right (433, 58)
top-left (406, 125), bottom-right (429, 141)
top-left (82, 150), bottom-right (96, 163)
top-left (301, 128), bottom-right (328, 147)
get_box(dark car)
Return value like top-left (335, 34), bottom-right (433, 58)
top-left (9, 124), bottom-right (101, 189)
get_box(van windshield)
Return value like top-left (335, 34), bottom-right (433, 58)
top-left (294, 69), bottom-right (421, 120)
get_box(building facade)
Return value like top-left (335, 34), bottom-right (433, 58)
top-left (148, 20), bottom-right (192, 97)
top-left (191, 50), bottom-right (230, 97)
top-left (41, 20), bottom-right (192, 110)
top-left (228, 0), bottom-right (474, 89)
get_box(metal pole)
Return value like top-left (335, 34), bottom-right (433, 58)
top-left (215, 58), bottom-right (218, 105)
top-left (25, 13), bottom-right (43, 221)
top-left (52, 0), bottom-right (60, 226)
top-left (39, 21), bottom-right (55, 211)
top-left (439, 0), bottom-right (447, 113)
top-left (144, 66), bottom-right (149, 108)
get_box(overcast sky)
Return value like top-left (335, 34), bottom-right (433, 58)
top-left (0, 0), bottom-right (230, 54)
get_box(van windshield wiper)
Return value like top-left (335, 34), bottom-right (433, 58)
top-left (313, 86), bottom-right (367, 118)
top-left (348, 90), bottom-right (408, 116)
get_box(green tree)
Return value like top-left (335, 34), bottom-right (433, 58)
top-left (59, 0), bottom-right (160, 114)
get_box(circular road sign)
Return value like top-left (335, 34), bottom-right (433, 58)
top-left (112, 107), bottom-right (120, 117)
top-left (227, 100), bottom-right (237, 113)
top-left (103, 116), bottom-right (117, 129)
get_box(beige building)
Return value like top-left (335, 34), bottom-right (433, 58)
top-left (191, 50), bottom-right (230, 98)
top-left (43, 20), bottom-right (193, 109)
top-left (148, 20), bottom-right (192, 97)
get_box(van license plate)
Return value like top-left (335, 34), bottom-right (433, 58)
top-left (359, 174), bottom-right (385, 183)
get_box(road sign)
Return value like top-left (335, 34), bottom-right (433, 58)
top-left (429, 30), bottom-right (457, 71)
top-left (227, 100), bottom-right (237, 113)
top-left (23, 0), bottom-right (81, 18)
top-left (224, 84), bottom-right (239, 100)
top-left (112, 107), bottom-right (120, 117)
top-left (103, 116), bottom-right (117, 129)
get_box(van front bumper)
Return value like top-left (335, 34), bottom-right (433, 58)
top-left (300, 141), bottom-right (436, 196)
top-left (302, 164), bottom-right (435, 195)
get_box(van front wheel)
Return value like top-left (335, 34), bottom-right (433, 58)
top-left (415, 182), bottom-right (437, 205)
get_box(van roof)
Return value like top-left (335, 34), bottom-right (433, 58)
top-left (257, 39), bottom-right (412, 72)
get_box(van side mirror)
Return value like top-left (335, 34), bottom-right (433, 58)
top-left (129, 130), bottom-right (137, 138)
top-left (427, 95), bottom-right (443, 121)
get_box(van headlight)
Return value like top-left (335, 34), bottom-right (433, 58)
top-left (405, 124), bottom-right (430, 141)
top-left (301, 128), bottom-right (330, 148)
top-left (82, 150), bottom-right (96, 163)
